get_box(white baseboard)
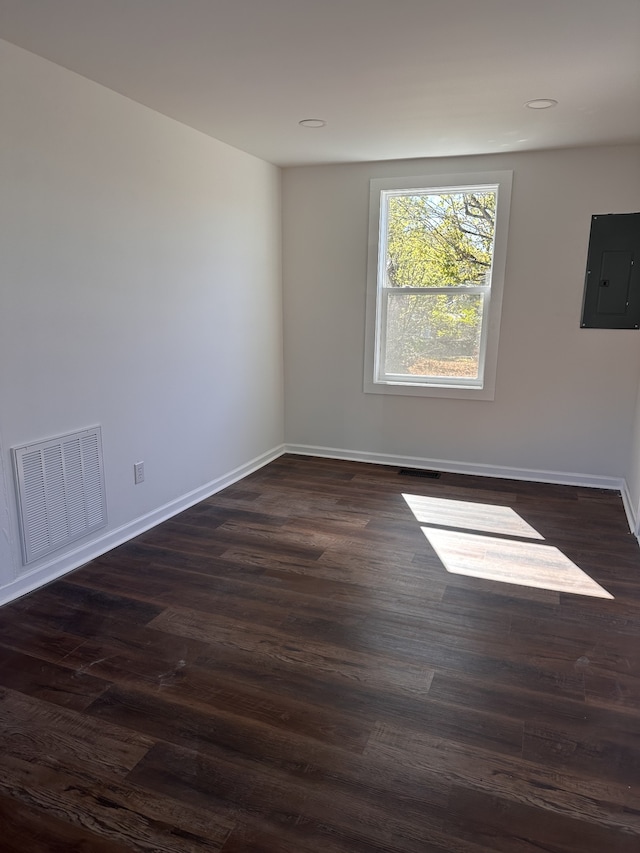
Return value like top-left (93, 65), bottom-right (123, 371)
top-left (0, 444), bottom-right (285, 607)
top-left (620, 479), bottom-right (640, 542)
top-left (285, 443), bottom-right (627, 493)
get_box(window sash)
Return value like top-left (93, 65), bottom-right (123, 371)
top-left (376, 287), bottom-right (491, 387)
top-left (375, 186), bottom-right (497, 389)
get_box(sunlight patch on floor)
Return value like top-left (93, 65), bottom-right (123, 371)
top-left (402, 493), bottom-right (614, 599)
top-left (422, 527), bottom-right (614, 599)
top-left (402, 494), bottom-right (543, 539)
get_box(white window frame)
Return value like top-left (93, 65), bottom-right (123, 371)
top-left (364, 170), bottom-right (512, 400)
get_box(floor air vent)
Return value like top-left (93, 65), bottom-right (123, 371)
top-left (398, 468), bottom-right (441, 479)
top-left (12, 426), bottom-right (107, 565)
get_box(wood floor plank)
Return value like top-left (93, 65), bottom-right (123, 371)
top-left (193, 640), bottom-right (435, 721)
top-left (0, 791), bottom-right (134, 853)
top-left (4, 579), bottom-right (163, 625)
top-left (148, 604), bottom-right (435, 697)
top-left (86, 672), bottom-right (373, 755)
top-left (445, 785), bottom-right (640, 853)
top-left (0, 615), bottom-right (92, 664)
top-left (369, 721), bottom-right (640, 827)
top-left (428, 669), bottom-right (639, 736)
top-left (0, 753), bottom-right (233, 852)
top-left (0, 686), bottom-right (153, 780)
top-left (522, 721), bottom-right (640, 788)
top-left (128, 740), bottom-right (448, 853)
top-left (72, 555), bottom-right (447, 635)
top-left (86, 680), bottom-right (452, 822)
top-left (0, 647), bottom-right (109, 711)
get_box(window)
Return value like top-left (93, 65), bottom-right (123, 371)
top-left (364, 171), bottom-right (512, 400)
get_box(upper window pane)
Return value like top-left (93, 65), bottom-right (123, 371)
top-left (384, 189), bottom-right (497, 288)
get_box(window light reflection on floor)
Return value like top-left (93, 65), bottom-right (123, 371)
top-left (402, 493), bottom-right (544, 539)
top-left (402, 494), bottom-right (614, 599)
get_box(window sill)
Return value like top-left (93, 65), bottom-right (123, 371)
top-left (363, 378), bottom-right (496, 400)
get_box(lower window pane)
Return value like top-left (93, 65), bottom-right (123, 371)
top-left (383, 292), bottom-right (484, 380)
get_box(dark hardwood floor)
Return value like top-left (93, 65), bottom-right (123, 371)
top-left (1, 453), bottom-right (639, 852)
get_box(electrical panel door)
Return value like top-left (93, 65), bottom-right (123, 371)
top-left (581, 213), bottom-right (640, 329)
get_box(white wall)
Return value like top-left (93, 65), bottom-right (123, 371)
top-left (0, 40), bottom-right (284, 594)
top-left (0, 440), bottom-right (14, 576)
top-left (282, 146), bottom-right (640, 483)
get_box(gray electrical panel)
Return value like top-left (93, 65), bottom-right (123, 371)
top-left (581, 213), bottom-right (640, 329)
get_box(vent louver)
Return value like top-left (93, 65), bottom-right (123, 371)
top-left (12, 426), bottom-right (107, 565)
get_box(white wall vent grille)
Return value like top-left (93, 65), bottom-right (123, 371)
top-left (12, 426), bottom-right (107, 565)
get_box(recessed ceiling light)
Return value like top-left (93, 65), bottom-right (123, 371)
top-left (298, 118), bottom-right (326, 128)
top-left (525, 99), bottom-right (558, 110)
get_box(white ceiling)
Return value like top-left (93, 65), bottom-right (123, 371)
top-left (1, 0), bottom-right (639, 166)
